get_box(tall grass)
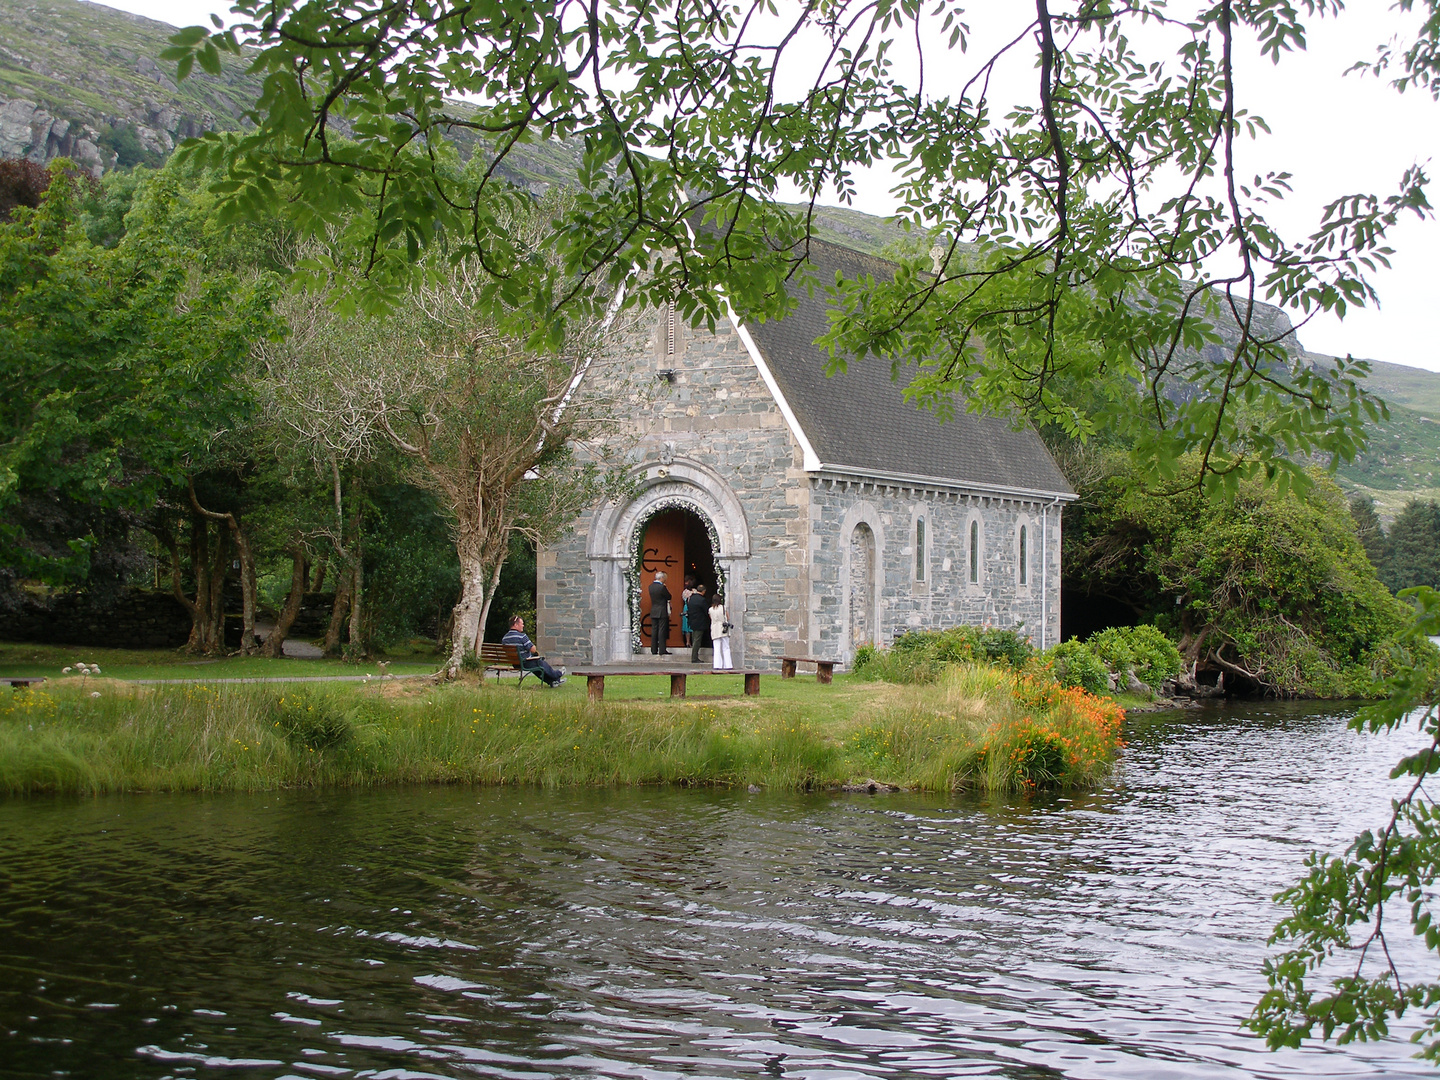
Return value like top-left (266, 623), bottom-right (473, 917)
top-left (0, 667), bottom-right (1125, 797)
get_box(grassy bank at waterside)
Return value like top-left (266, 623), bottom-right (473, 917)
top-left (0, 666), bottom-right (1124, 797)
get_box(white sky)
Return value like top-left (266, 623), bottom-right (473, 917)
top-left (93, 0), bottom-right (1440, 372)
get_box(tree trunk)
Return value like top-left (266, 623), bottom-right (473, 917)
top-left (262, 539), bottom-right (307, 658)
top-left (180, 513), bottom-right (222, 655)
top-left (207, 525), bottom-right (228, 654)
top-left (343, 474), bottom-right (366, 659)
top-left (324, 572), bottom-right (352, 656)
top-left (312, 558), bottom-right (327, 594)
top-left (156, 522), bottom-right (200, 652)
top-left (346, 558), bottom-right (366, 659)
top-left (447, 528), bottom-right (487, 672)
top-left (189, 477), bottom-right (258, 655)
top-left (235, 523), bottom-right (258, 655)
top-left (473, 554), bottom-right (507, 655)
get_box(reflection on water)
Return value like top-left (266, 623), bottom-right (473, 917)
top-left (0, 702), bottom-right (1433, 1079)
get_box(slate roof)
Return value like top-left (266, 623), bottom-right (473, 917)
top-left (743, 239), bottom-right (1074, 498)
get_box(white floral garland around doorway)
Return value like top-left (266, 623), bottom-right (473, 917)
top-left (625, 497), bottom-right (725, 655)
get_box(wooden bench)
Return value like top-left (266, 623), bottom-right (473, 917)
top-left (478, 643), bottom-right (548, 687)
top-left (780, 656), bottom-right (837, 684)
top-left (570, 669), bottom-right (762, 703)
top-left (2, 677), bottom-right (46, 689)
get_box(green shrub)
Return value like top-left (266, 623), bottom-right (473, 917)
top-left (852, 647), bottom-right (942, 684)
top-left (890, 630), bottom-right (936, 654)
top-left (1088, 625), bottom-right (1182, 688)
top-left (270, 691), bottom-right (354, 751)
top-left (980, 628), bottom-right (1034, 667)
top-left (857, 626), bottom-right (1032, 683)
top-left (1048, 640), bottom-right (1110, 695)
top-left (932, 625), bottom-right (981, 662)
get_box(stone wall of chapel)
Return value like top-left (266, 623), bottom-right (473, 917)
top-left (808, 481), bottom-right (1063, 660)
top-left (537, 308), bottom-right (813, 664)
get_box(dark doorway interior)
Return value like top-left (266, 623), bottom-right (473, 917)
top-left (683, 513), bottom-right (717, 599)
top-left (638, 508), bottom-right (717, 651)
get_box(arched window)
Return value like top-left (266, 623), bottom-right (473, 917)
top-left (915, 517), bottom-right (926, 581)
top-left (969, 519), bottom-right (980, 583)
top-left (1019, 524), bottom-right (1028, 585)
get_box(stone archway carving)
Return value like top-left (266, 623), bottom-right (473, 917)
top-left (585, 459), bottom-right (751, 665)
top-left (838, 501), bottom-right (885, 662)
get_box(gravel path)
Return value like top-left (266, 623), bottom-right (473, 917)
top-left (128, 673), bottom-right (437, 685)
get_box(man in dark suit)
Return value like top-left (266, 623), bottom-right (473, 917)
top-left (648, 571), bottom-right (672, 654)
top-left (686, 583), bottom-right (710, 663)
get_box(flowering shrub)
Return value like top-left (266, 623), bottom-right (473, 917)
top-left (976, 674), bottom-right (1127, 792)
top-left (1005, 724), bottom-right (1068, 788)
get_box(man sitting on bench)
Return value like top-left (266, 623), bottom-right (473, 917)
top-left (501, 615), bottom-right (565, 687)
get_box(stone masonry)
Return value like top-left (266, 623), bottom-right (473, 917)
top-left (537, 298), bottom-right (1071, 669)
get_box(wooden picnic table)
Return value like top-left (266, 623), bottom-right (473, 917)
top-left (569, 668), bottom-right (762, 702)
top-left (2, 677), bottom-right (46, 689)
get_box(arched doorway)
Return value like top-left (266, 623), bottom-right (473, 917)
top-left (636, 505), bottom-right (720, 651)
top-left (583, 460), bottom-right (751, 666)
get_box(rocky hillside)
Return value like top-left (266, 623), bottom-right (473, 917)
top-left (0, 0), bottom-right (261, 174)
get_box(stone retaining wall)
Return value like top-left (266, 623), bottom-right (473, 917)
top-left (0, 589), bottom-right (192, 648)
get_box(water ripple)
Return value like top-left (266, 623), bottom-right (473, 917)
top-left (0, 703), bottom-right (1432, 1078)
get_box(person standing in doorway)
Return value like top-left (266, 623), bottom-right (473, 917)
top-left (709, 592), bottom-right (732, 671)
top-left (648, 571), bottom-right (672, 655)
top-left (686, 583), bottom-right (709, 663)
top-left (680, 574), bottom-right (697, 648)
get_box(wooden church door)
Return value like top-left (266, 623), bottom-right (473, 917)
top-left (640, 512), bottom-right (685, 650)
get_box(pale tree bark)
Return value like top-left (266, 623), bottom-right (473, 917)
top-left (253, 224), bottom-right (647, 678)
top-left (474, 551), bottom-right (507, 653)
top-left (347, 555), bottom-right (365, 658)
top-left (320, 459), bottom-right (366, 658)
top-left (442, 472), bottom-right (515, 671)
top-left (450, 527), bottom-right (487, 668)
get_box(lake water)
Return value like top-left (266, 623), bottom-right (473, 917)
top-left (1, 702), bottom-right (1435, 1079)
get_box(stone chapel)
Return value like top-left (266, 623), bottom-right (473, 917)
top-left (535, 239), bottom-right (1076, 668)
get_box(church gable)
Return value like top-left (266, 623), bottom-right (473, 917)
top-left (636, 301), bottom-right (794, 458)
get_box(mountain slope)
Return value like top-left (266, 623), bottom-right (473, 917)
top-left (1361, 359), bottom-right (1440, 417)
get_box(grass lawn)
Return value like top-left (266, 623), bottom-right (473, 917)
top-left (0, 642), bottom-right (443, 681)
top-left (0, 663), bottom-right (1127, 796)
